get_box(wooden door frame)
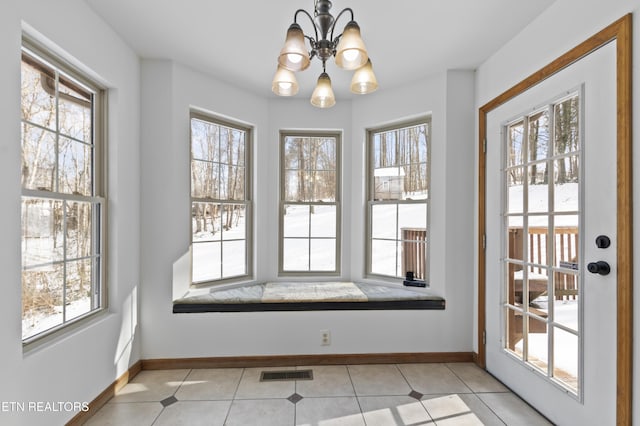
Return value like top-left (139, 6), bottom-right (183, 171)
top-left (477, 14), bottom-right (632, 425)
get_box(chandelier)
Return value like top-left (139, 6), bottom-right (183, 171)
top-left (271, 0), bottom-right (378, 108)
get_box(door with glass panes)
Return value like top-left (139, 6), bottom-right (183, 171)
top-left (484, 42), bottom-right (617, 425)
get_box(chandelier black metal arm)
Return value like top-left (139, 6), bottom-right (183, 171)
top-left (328, 8), bottom-right (354, 41)
top-left (292, 3), bottom-right (355, 62)
top-left (294, 9), bottom-right (320, 47)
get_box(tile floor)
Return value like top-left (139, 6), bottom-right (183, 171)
top-left (85, 363), bottom-right (552, 425)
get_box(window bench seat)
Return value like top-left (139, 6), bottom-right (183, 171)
top-left (173, 281), bottom-right (445, 313)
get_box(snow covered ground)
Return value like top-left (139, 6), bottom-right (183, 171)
top-left (192, 204), bottom-right (339, 279)
top-left (507, 182), bottom-right (579, 227)
top-left (515, 297), bottom-right (579, 381)
top-left (192, 210), bottom-right (248, 282)
top-left (192, 200), bottom-right (428, 279)
top-left (22, 297), bottom-right (91, 340)
top-left (22, 236), bottom-right (95, 339)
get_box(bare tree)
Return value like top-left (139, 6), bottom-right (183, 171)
top-left (555, 97), bottom-right (579, 183)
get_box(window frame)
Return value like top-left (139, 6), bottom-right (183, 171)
top-left (189, 111), bottom-right (253, 286)
top-left (365, 117), bottom-right (431, 283)
top-left (278, 130), bottom-right (342, 276)
top-left (20, 37), bottom-right (108, 347)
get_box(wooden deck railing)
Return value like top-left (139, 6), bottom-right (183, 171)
top-left (399, 226), bottom-right (578, 301)
top-left (508, 226), bottom-right (579, 302)
top-left (506, 226), bottom-right (579, 349)
top-left (401, 228), bottom-right (426, 280)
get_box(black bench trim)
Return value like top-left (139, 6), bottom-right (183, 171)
top-left (173, 298), bottom-right (445, 313)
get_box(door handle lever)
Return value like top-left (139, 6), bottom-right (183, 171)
top-left (587, 261), bottom-right (610, 276)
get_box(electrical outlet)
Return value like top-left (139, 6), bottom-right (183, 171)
top-left (320, 329), bottom-right (331, 346)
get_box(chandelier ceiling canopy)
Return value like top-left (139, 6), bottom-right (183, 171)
top-left (272, 0), bottom-right (378, 108)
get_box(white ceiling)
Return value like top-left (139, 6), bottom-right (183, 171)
top-left (85, 0), bottom-right (556, 100)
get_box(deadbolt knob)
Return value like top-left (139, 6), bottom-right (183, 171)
top-left (587, 261), bottom-right (610, 276)
top-left (595, 235), bottom-right (611, 249)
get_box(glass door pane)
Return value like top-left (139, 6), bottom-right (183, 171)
top-left (502, 94), bottom-right (581, 393)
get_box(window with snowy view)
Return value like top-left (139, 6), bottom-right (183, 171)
top-left (190, 113), bottom-right (252, 284)
top-left (366, 118), bottom-right (430, 281)
top-left (21, 43), bottom-right (105, 342)
top-left (279, 132), bottom-right (340, 274)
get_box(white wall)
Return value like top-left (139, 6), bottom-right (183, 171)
top-left (473, 0), bottom-right (640, 421)
top-left (139, 60), bottom-right (477, 359)
top-left (0, 0), bottom-right (141, 424)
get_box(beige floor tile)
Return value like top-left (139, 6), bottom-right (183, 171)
top-left (347, 364), bottom-right (412, 396)
top-left (478, 393), bottom-right (553, 425)
top-left (446, 363), bottom-right (509, 393)
top-left (295, 397), bottom-right (365, 426)
top-left (112, 369), bottom-right (191, 402)
top-left (398, 363), bottom-right (472, 394)
top-left (358, 395), bottom-right (434, 426)
top-left (83, 364), bottom-right (552, 425)
top-left (174, 368), bottom-right (243, 400)
top-left (153, 400), bottom-right (231, 426)
top-left (421, 394), bottom-right (483, 426)
top-left (421, 393), bottom-right (504, 426)
top-left (225, 398), bottom-right (294, 426)
top-left (84, 402), bottom-right (162, 426)
top-left (295, 365), bottom-right (355, 397)
top-left (457, 393), bottom-right (506, 425)
top-left (234, 367), bottom-right (296, 399)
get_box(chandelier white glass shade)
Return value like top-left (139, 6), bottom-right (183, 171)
top-left (350, 59), bottom-right (378, 94)
top-left (334, 21), bottom-right (368, 70)
top-left (310, 73), bottom-right (336, 108)
top-left (272, 0), bottom-right (378, 108)
top-left (278, 24), bottom-right (311, 72)
top-left (272, 65), bottom-right (299, 96)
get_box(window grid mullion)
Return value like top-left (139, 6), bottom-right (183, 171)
top-left (395, 204), bottom-right (400, 278)
top-left (22, 189), bottom-right (102, 204)
top-left (307, 208), bottom-right (312, 271)
top-left (62, 200), bottom-right (68, 323)
top-left (219, 207), bottom-right (224, 278)
top-left (547, 103), bottom-right (556, 379)
top-left (54, 69), bottom-right (60, 194)
top-left (522, 115), bottom-right (530, 362)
